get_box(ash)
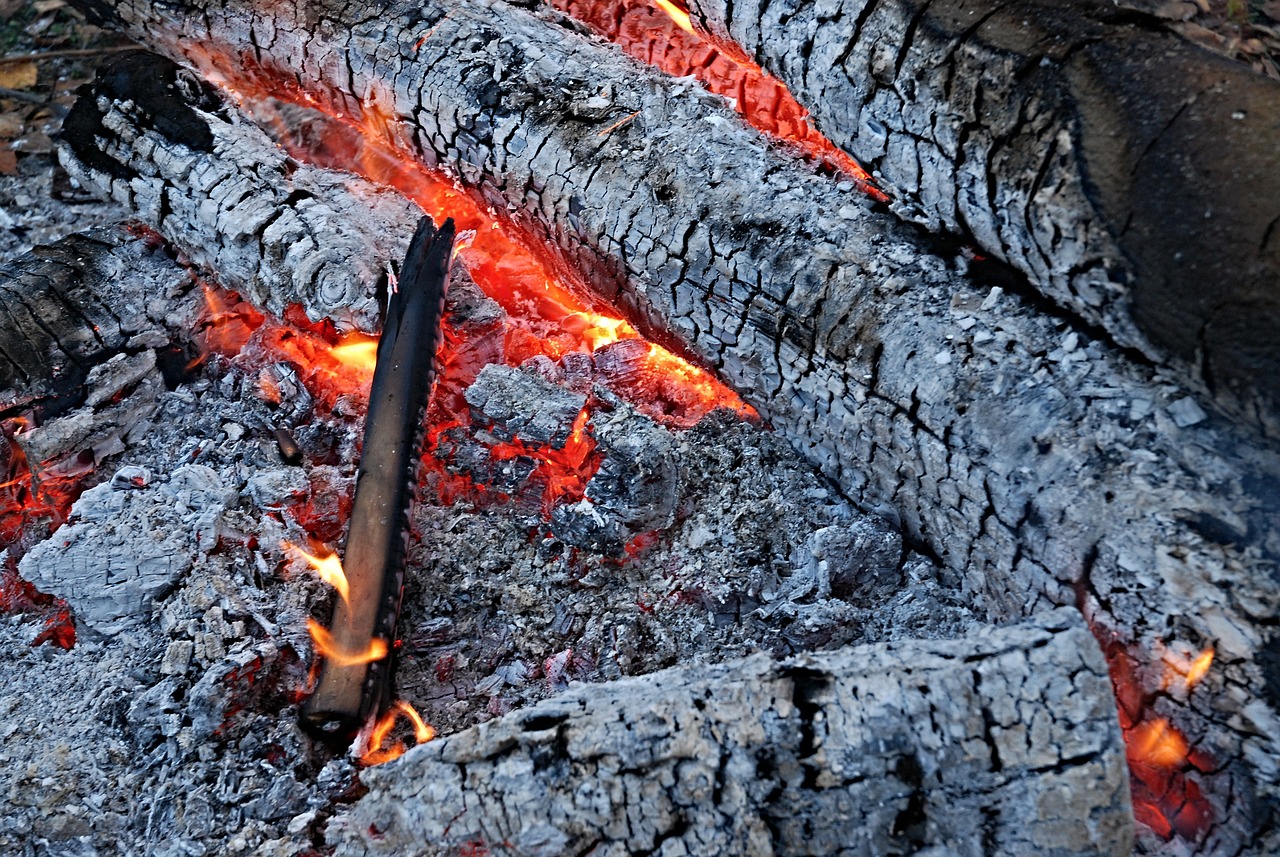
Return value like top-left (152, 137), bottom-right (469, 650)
top-left (1, 308), bottom-right (973, 857)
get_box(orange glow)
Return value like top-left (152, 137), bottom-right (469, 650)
top-left (1129, 718), bottom-right (1189, 769)
top-left (359, 699), bottom-right (436, 766)
top-left (285, 542), bottom-right (350, 603)
top-left (549, 0), bottom-right (883, 197)
top-left (652, 0), bottom-right (694, 34)
top-left (330, 335), bottom-right (379, 374)
top-left (307, 618), bottom-right (388, 667)
top-left (1160, 645), bottom-right (1215, 693)
top-left (561, 312), bottom-right (636, 351)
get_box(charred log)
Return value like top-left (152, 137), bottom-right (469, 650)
top-left (683, 0), bottom-right (1280, 425)
top-left (61, 2), bottom-right (1280, 848)
top-left (328, 609), bottom-right (1131, 857)
top-left (0, 225), bottom-right (197, 418)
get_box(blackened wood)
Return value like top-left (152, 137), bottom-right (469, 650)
top-left (302, 217), bottom-right (454, 738)
top-left (0, 226), bottom-right (197, 417)
top-left (684, 0), bottom-right (1280, 427)
top-left (329, 610), bottom-right (1132, 857)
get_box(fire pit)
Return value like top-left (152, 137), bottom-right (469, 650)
top-left (2, 0), bottom-right (1278, 855)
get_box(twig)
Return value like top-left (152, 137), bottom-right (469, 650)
top-left (0, 44), bottom-right (139, 65)
top-left (596, 110), bottom-right (640, 138)
top-left (0, 86), bottom-right (47, 106)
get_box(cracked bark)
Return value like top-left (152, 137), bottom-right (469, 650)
top-left (0, 225), bottom-right (197, 417)
top-left (62, 2), bottom-right (1280, 849)
top-left (683, 0), bottom-right (1280, 427)
top-left (327, 610), bottom-right (1130, 857)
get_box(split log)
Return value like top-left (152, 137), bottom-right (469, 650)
top-left (0, 225), bottom-right (197, 417)
top-left (683, 0), bottom-right (1280, 425)
top-left (327, 609), bottom-right (1131, 857)
top-left (63, 4), bottom-right (1280, 848)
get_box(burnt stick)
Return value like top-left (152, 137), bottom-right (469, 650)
top-left (302, 216), bottom-right (454, 739)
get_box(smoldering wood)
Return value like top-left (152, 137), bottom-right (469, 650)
top-left (57, 9), bottom-right (1280, 849)
top-left (58, 52), bottom-right (421, 333)
top-left (303, 218), bottom-right (455, 736)
top-left (327, 609), bottom-right (1131, 857)
top-left (0, 225), bottom-right (197, 415)
top-left (683, 0), bottom-right (1280, 426)
top-left (64, 6), bottom-right (1280, 846)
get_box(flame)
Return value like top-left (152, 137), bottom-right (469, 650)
top-left (1160, 645), bottom-right (1215, 693)
top-left (1129, 718), bottom-right (1190, 769)
top-left (285, 542), bottom-right (350, 603)
top-left (330, 335), bottom-right (379, 374)
top-left (561, 312), bottom-right (637, 351)
top-left (306, 618), bottom-right (388, 666)
top-left (360, 699), bottom-right (436, 765)
top-left (652, 0), bottom-right (694, 34)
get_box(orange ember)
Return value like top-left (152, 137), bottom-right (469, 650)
top-left (360, 699), bottom-right (436, 766)
top-left (307, 618), bottom-right (389, 667)
top-left (329, 336), bottom-right (379, 375)
top-left (1129, 718), bottom-right (1190, 768)
top-left (550, 0), bottom-right (883, 197)
top-left (285, 542), bottom-right (350, 603)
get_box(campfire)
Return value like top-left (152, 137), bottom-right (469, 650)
top-left (2, 0), bottom-right (1278, 855)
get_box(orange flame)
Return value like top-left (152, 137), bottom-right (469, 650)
top-left (306, 618), bottom-right (388, 666)
top-left (1129, 717), bottom-right (1190, 769)
top-left (285, 542), bottom-right (350, 602)
top-left (561, 312), bottom-right (637, 351)
top-left (329, 335), bottom-right (379, 374)
top-left (360, 699), bottom-right (436, 766)
top-left (653, 0), bottom-right (694, 33)
top-left (1159, 645), bottom-right (1215, 693)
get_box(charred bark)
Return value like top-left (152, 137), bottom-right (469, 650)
top-left (59, 53), bottom-right (419, 333)
top-left (63, 2), bottom-right (1280, 848)
top-left (684, 0), bottom-right (1280, 426)
top-left (328, 609), bottom-right (1131, 857)
top-left (0, 225), bottom-right (198, 418)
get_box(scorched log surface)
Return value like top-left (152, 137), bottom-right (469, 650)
top-left (684, 0), bottom-right (1280, 426)
top-left (63, 2), bottom-right (1280, 849)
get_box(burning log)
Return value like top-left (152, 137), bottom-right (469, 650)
top-left (328, 609), bottom-right (1132, 856)
top-left (302, 217), bottom-right (454, 738)
top-left (681, 0), bottom-right (1280, 424)
top-left (57, 2), bottom-right (1280, 848)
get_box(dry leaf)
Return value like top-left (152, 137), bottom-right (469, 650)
top-left (0, 0), bottom-right (24, 17)
top-left (0, 149), bottom-right (17, 177)
top-left (33, 0), bottom-right (68, 11)
top-left (0, 61), bottom-right (39, 92)
top-left (0, 112), bottom-right (24, 138)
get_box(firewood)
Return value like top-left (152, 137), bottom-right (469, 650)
top-left (327, 609), bottom-right (1132, 857)
top-left (302, 217), bottom-right (454, 738)
top-left (59, 4), bottom-right (1280, 847)
top-left (0, 225), bottom-right (198, 415)
top-left (684, 0), bottom-right (1280, 426)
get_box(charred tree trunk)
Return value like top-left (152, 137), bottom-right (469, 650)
top-left (328, 610), bottom-right (1131, 857)
top-left (63, 2), bottom-right (1280, 849)
top-left (684, 0), bottom-right (1280, 427)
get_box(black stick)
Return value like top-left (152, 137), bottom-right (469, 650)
top-left (301, 216), bottom-right (454, 740)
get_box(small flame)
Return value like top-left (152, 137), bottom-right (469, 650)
top-left (330, 336), bottom-right (379, 374)
top-left (306, 619), bottom-right (388, 666)
top-left (1129, 718), bottom-right (1190, 769)
top-left (1160, 645), bottom-right (1215, 693)
top-left (653, 0), bottom-right (694, 33)
top-left (285, 542), bottom-right (350, 602)
top-left (360, 699), bottom-right (436, 765)
top-left (561, 312), bottom-right (637, 351)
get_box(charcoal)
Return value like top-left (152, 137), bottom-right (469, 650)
top-left (463, 364), bottom-right (586, 449)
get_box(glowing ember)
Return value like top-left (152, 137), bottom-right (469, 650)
top-left (1129, 718), bottom-right (1190, 768)
top-left (1161, 645), bottom-right (1215, 693)
top-left (550, 0), bottom-right (883, 196)
top-left (359, 699), bottom-right (436, 766)
top-left (285, 542), bottom-right (350, 603)
top-left (307, 618), bottom-right (389, 667)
